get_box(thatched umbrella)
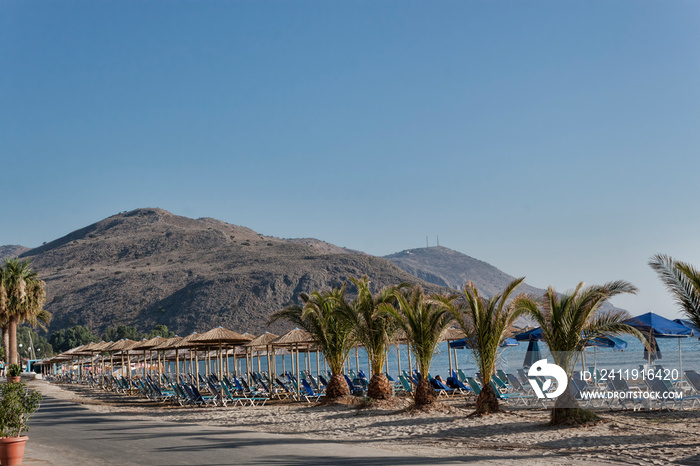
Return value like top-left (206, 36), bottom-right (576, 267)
top-left (271, 329), bottom-right (316, 398)
top-left (106, 340), bottom-right (138, 379)
top-left (190, 327), bottom-right (252, 383)
top-left (151, 336), bottom-right (182, 375)
top-left (61, 345), bottom-right (91, 381)
top-left (245, 332), bottom-right (278, 386)
top-left (169, 332), bottom-right (206, 389)
top-left (132, 336), bottom-right (167, 378)
top-left (81, 341), bottom-right (112, 386)
top-left (442, 327), bottom-right (466, 377)
top-left (393, 329), bottom-right (410, 377)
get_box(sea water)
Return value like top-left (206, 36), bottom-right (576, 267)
top-left (203, 336), bottom-right (700, 380)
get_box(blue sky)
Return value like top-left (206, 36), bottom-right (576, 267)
top-left (2, 1), bottom-right (699, 318)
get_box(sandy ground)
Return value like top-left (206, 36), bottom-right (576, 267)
top-left (27, 380), bottom-right (700, 465)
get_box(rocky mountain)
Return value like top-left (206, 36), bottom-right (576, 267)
top-left (0, 245), bottom-right (30, 261)
top-left (384, 246), bottom-right (546, 297)
top-left (15, 208), bottom-right (450, 336)
top-left (385, 246), bottom-right (621, 319)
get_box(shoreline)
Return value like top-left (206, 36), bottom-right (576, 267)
top-left (25, 380), bottom-right (700, 464)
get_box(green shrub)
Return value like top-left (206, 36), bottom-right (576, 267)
top-left (0, 382), bottom-right (42, 437)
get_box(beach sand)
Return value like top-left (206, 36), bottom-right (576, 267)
top-left (28, 380), bottom-right (700, 465)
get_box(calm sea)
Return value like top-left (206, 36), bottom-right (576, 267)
top-left (210, 336), bottom-right (700, 380)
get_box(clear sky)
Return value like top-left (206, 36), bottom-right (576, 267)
top-left (2, 1), bottom-right (699, 318)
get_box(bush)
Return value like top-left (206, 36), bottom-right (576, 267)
top-left (0, 382), bottom-right (42, 437)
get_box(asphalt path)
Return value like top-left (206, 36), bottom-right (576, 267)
top-left (22, 396), bottom-right (469, 465)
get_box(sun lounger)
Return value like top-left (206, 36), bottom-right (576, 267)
top-left (301, 379), bottom-right (325, 402)
top-left (457, 369), bottom-right (468, 383)
top-left (496, 370), bottom-right (510, 386)
top-left (398, 375), bottom-right (413, 395)
top-left (344, 374), bottom-right (365, 396)
top-left (275, 377), bottom-right (298, 400)
top-left (642, 377), bottom-right (699, 410)
top-left (684, 370), bottom-right (700, 394)
top-left (430, 378), bottom-right (456, 397)
top-left (465, 377), bottom-right (482, 396)
top-left (318, 374), bottom-right (330, 388)
top-left (446, 376), bottom-right (472, 396)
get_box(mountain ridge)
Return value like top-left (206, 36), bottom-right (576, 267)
top-left (10, 208), bottom-right (452, 335)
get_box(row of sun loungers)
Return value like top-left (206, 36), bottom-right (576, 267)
top-left (49, 363), bottom-right (700, 412)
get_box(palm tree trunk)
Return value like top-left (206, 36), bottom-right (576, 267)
top-left (413, 377), bottom-right (435, 408)
top-left (8, 317), bottom-right (18, 365)
top-left (324, 373), bottom-right (350, 401)
top-left (367, 373), bottom-right (393, 399)
top-left (475, 381), bottom-right (500, 414)
top-left (550, 389), bottom-right (598, 426)
top-left (1, 326), bottom-right (8, 362)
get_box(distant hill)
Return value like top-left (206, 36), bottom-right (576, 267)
top-left (384, 246), bottom-right (622, 323)
top-left (0, 245), bottom-right (30, 262)
top-left (15, 208), bottom-right (449, 336)
top-left (384, 246), bottom-right (546, 297)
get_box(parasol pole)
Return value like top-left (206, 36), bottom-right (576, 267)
top-left (447, 340), bottom-right (453, 376)
top-left (195, 348), bottom-right (200, 391)
top-left (397, 344), bottom-right (401, 376)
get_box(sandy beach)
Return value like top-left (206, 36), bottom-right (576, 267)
top-left (25, 380), bottom-right (700, 465)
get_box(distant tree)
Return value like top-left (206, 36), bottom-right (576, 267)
top-left (440, 278), bottom-right (529, 414)
top-left (386, 285), bottom-right (455, 408)
top-left (147, 324), bottom-right (174, 339)
top-left (102, 325), bottom-right (143, 342)
top-left (269, 286), bottom-right (356, 401)
top-left (0, 259), bottom-right (51, 364)
top-left (515, 281), bottom-right (644, 426)
top-left (49, 325), bottom-right (98, 353)
top-left (334, 276), bottom-right (406, 400)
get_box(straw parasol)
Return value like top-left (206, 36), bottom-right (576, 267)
top-left (271, 329), bottom-right (317, 396)
top-left (132, 337), bottom-right (168, 377)
top-left (244, 332), bottom-right (279, 348)
top-left (190, 327), bottom-right (253, 381)
top-left (442, 327), bottom-right (467, 376)
top-left (151, 336), bottom-right (183, 375)
top-left (82, 341), bottom-right (112, 384)
top-left (244, 332), bottom-right (279, 385)
top-left (105, 339), bottom-right (138, 379)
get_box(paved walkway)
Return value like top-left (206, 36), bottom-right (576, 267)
top-left (23, 396), bottom-right (467, 465)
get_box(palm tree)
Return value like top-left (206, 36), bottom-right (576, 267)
top-left (388, 285), bottom-right (455, 408)
top-left (441, 277), bottom-right (529, 414)
top-left (269, 286), bottom-right (356, 401)
top-left (1, 259), bottom-right (50, 365)
top-left (334, 276), bottom-right (405, 400)
top-left (0, 264), bottom-right (9, 361)
top-left (514, 281), bottom-right (643, 426)
top-left (649, 254), bottom-right (700, 330)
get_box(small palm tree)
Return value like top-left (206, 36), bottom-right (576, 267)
top-left (515, 281), bottom-right (643, 426)
top-left (441, 277), bottom-right (529, 414)
top-left (269, 286), bottom-right (356, 401)
top-left (334, 276), bottom-right (405, 400)
top-left (388, 285), bottom-right (455, 408)
top-left (649, 254), bottom-right (700, 330)
top-left (1, 259), bottom-right (50, 365)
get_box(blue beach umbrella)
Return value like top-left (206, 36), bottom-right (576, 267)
top-left (674, 319), bottom-right (700, 337)
top-left (449, 337), bottom-right (520, 349)
top-left (624, 312), bottom-right (692, 373)
top-left (523, 340), bottom-right (541, 369)
top-left (587, 336), bottom-right (628, 351)
top-left (514, 327), bottom-right (543, 342)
